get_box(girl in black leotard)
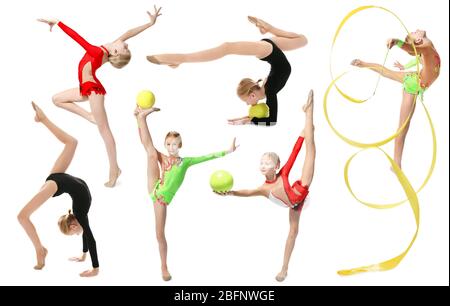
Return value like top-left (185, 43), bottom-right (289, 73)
top-left (147, 16), bottom-right (307, 126)
top-left (17, 102), bottom-right (99, 277)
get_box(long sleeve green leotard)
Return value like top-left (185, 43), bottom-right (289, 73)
top-left (151, 151), bottom-right (227, 205)
top-left (403, 57), bottom-right (419, 69)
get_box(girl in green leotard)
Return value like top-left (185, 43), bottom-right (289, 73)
top-left (134, 107), bottom-right (239, 281)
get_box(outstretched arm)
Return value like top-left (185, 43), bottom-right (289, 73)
top-left (216, 188), bottom-right (265, 197)
top-left (228, 116), bottom-right (252, 125)
top-left (38, 18), bottom-right (100, 56)
top-left (115, 6), bottom-right (162, 42)
top-left (77, 214), bottom-right (99, 277)
top-left (187, 138), bottom-right (239, 166)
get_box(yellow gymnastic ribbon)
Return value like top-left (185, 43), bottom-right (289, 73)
top-left (325, 5), bottom-right (437, 275)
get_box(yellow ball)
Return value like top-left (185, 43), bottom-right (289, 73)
top-left (210, 170), bottom-right (234, 192)
top-left (249, 103), bottom-right (270, 118)
top-left (136, 90), bottom-right (155, 109)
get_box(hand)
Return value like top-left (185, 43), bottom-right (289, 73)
top-left (228, 116), bottom-right (251, 125)
top-left (227, 137), bottom-right (240, 154)
top-left (80, 268), bottom-right (99, 277)
top-left (387, 38), bottom-right (397, 49)
top-left (37, 18), bottom-right (59, 32)
top-left (147, 5), bottom-right (162, 26)
top-left (214, 190), bottom-right (233, 196)
top-left (393, 61), bottom-right (405, 70)
top-left (350, 59), bottom-right (364, 67)
top-left (69, 253), bottom-right (87, 262)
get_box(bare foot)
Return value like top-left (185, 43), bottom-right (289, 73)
top-left (275, 271), bottom-right (287, 282)
top-left (162, 270), bottom-right (172, 282)
top-left (34, 247), bottom-right (48, 270)
top-left (390, 162), bottom-right (402, 173)
top-left (351, 59), bottom-right (366, 68)
top-left (248, 16), bottom-right (272, 34)
top-left (134, 107), bottom-right (161, 119)
top-left (303, 90), bottom-right (314, 112)
top-left (146, 55), bottom-right (180, 68)
top-left (104, 168), bottom-right (122, 188)
top-left (31, 102), bottom-right (47, 122)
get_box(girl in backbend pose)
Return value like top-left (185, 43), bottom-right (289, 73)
top-left (147, 16), bottom-right (307, 126)
top-left (18, 103), bottom-right (100, 277)
top-left (352, 29), bottom-right (440, 168)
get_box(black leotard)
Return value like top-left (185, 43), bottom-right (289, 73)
top-left (251, 38), bottom-right (292, 126)
top-left (46, 173), bottom-right (99, 268)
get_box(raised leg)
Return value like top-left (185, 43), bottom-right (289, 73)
top-left (300, 90), bottom-right (315, 187)
top-left (31, 102), bottom-right (78, 174)
top-left (147, 41), bottom-right (272, 67)
top-left (351, 59), bottom-right (406, 83)
top-left (134, 107), bottom-right (162, 193)
top-left (52, 88), bottom-right (95, 124)
top-left (247, 16), bottom-right (307, 51)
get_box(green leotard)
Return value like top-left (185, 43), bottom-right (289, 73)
top-left (403, 57), bottom-right (419, 69)
top-left (397, 48), bottom-right (425, 99)
top-left (151, 151), bottom-right (227, 205)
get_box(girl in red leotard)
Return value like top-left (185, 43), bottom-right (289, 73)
top-left (37, 5), bottom-right (162, 187)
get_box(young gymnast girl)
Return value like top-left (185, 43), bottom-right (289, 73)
top-left (134, 106), bottom-right (239, 281)
top-left (351, 29), bottom-right (440, 168)
top-left (37, 5), bottom-right (162, 187)
top-left (18, 103), bottom-right (100, 277)
top-left (216, 90), bottom-right (315, 281)
top-left (147, 16), bottom-right (307, 126)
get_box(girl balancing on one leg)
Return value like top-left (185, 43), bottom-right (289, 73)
top-left (216, 90), bottom-right (315, 282)
top-left (351, 29), bottom-right (440, 169)
top-left (134, 106), bottom-right (239, 281)
top-left (37, 5), bottom-right (162, 187)
top-left (147, 16), bottom-right (307, 126)
top-left (18, 103), bottom-right (100, 277)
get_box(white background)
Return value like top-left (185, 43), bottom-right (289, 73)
top-left (0, 0), bottom-right (448, 286)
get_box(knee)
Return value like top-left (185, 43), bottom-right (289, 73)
top-left (299, 35), bottom-right (308, 47)
top-left (69, 138), bottom-right (78, 148)
top-left (52, 94), bottom-right (62, 106)
top-left (156, 231), bottom-right (166, 243)
top-left (96, 122), bottom-right (111, 135)
top-left (17, 211), bottom-right (27, 224)
top-left (221, 42), bottom-right (232, 52)
top-left (289, 226), bottom-right (299, 238)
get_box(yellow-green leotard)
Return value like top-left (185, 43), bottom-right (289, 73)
top-left (151, 151), bottom-right (227, 205)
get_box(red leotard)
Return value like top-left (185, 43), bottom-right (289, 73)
top-left (278, 136), bottom-right (309, 205)
top-left (58, 22), bottom-right (108, 96)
